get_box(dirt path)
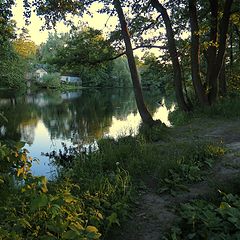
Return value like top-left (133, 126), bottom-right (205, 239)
top-left (110, 119), bottom-right (240, 240)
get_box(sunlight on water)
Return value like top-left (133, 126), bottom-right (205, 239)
top-left (107, 99), bottom-right (175, 138)
top-left (153, 99), bottom-right (175, 126)
top-left (0, 89), bottom-right (175, 178)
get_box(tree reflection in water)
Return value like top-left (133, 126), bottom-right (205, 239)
top-left (0, 88), bottom-right (174, 177)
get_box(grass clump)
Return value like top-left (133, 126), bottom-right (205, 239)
top-left (138, 120), bottom-right (169, 142)
top-left (169, 95), bottom-right (240, 126)
top-left (158, 140), bottom-right (225, 194)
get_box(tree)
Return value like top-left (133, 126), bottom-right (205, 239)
top-left (13, 29), bottom-right (37, 59)
top-left (188, 0), bottom-right (209, 105)
top-left (45, 28), bottom-right (115, 87)
top-left (150, 0), bottom-right (191, 112)
top-left (29, 0), bottom-right (156, 125)
top-left (0, 0), bottom-right (16, 44)
top-left (113, 0), bottom-right (155, 125)
top-left (140, 52), bottom-right (168, 90)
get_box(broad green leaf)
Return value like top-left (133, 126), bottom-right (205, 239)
top-left (62, 230), bottom-right (80, 239)
top-left (31, 194), bottom-right (49, 211)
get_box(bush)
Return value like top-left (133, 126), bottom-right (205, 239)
top-left (39, 73), bottom-right (61, 88)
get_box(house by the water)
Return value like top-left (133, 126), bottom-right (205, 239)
top-left (35, 68), bottom-right (48, 81)
top-left (60, 75), bottom-right (81, 85)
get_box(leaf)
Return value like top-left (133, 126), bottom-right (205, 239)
top-left (15, 141), bottom-right (25, 150)
top-left (220, 202), bottom-right (231, 209)
top-left (16, 167), bottom-right (24, 177)
top-left (86, 226), bottom-right (99, 233)
top-left (107, 212), bottom-right (120, 227)
top-left (69, 222), bottom-right (84, 232)
top-left (62, 230), bottom-right (80, 239)
top-left (30, 194), bottom-right (49, 211)
top-left (40, 176), bottom-right (48, 193)
top-left (63, 192), bottom-right (76, 203)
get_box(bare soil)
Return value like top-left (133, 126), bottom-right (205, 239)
top-left (109, 119), bottom-right (240, 240)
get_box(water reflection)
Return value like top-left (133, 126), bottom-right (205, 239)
top-left (0, 89), bottom-right (174, 177)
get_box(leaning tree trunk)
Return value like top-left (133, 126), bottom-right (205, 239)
top-left (189, 0), bottom-right (209, 106)
top-left (113, 0), bottom-right (155, 126)
top-left (150, 0), bottom-right (190, 112)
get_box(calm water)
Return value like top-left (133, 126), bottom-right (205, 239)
top-left (0, 89), bottom-right (174, 177)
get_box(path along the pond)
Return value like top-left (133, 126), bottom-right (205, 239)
top-left (110, 119), bottom-right (240, 240)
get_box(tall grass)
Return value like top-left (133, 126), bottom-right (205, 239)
top-left (169, 95), bottom-right (240, 126)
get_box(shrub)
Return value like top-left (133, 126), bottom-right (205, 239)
top-left (39, 73), bottom-right (61, 88)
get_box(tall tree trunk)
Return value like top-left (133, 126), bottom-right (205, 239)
top-left (206, 0), bottom-right (218, 103)
top-left (189, 0), bottom-right (209, 106)
top-left (150, 0), bottom-right (190, 112)
top-left (215, 0), bottom-right (233, 75)
top-left (219, 58), bottom-right (227, 96)
top-left (113, 0), bottom-right (155, 126)
top-left (208, 0), bottom-right (233, 103)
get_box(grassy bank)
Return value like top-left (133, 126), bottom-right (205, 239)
top-left (1, 97), bottom-right (240, 239)
top-left (0, 128), bottom-right (225, 239)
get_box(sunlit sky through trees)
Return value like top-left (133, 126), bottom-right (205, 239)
top-left (12, 0), bottom-right (169, 57)
top-left (12, 0), bottom-right (118, 45)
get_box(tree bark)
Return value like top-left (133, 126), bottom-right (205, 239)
top-left (150, 0), bottom-right (190, 112)
top-left (189, 0), bottom-right (209, 106)
top-left (219, 58), bottom-right (227, 96)
top-left (113, 0), bottom-right (155, 125)
top-left (208, 0), bottom-right (233, 103)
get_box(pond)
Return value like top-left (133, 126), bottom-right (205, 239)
top-left (0, 88), bottom-right (175, 178)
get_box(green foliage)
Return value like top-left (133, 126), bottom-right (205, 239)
top-left (111, 57), bottom-right (132, 87)
top-left (228, 74), bottom-right (240, 93)
top-left (159, 141), bottom-right (225, 194)
top-left (38, 32), bottom-right (69, 66)
top-left (140, 52), bottom-right (170, 91)
top-left (168, 109), bottom-right (193, 126)
top-left (138, 120), bottom-right (168, 142)
top-left (0, 2), bottom-right (16, 44)
top-left (38, 73), bottom-right (61, 89)
top-left (0, 177), bottom-right (103, 239)
top-left (0, 42), bottom-right (27, 89)
top-left (0, 140), bottom-right (131, 239)
top-left (47, 27), bottom-right (117, 88)
top-left (0, 140), bottom-right (32, 202)
top-left (168, 193), bottom-right (240, 239)
top-left (170, 96), bottom-right (240, 126)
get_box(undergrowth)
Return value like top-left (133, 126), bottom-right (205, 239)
top-left (0, 128), bottom-right (226, 239)
top-left (167, 193), bottom-right (240, 240)
top-left (169, 95), bottom-right (240, 126)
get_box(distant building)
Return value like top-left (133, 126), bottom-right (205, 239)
top-left (35, 68), bottom-right (48, 81)
top-left (61, 75), bottom-right (81, 85)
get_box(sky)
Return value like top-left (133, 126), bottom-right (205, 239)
top-left (12, 0), bottom-right (117, 45)
top-left (12, 0), bottom-right (163, 57)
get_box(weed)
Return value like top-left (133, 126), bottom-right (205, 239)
top-left (167, 193), bottom-right (240, 239)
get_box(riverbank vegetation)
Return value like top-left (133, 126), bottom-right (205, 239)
top-left (1, 0), bottom-right (240, 239)
top-left (0, 118), bottom-right (226, 239)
